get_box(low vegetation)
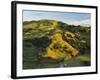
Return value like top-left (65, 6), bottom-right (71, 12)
top-left (23, 19), bottom-right (91, 69)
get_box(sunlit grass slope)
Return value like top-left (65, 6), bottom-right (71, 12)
top-left (23, 19), bottom-right (91, 69)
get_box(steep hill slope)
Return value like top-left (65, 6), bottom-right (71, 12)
top-left (23, 19), bottom-right (90, 69)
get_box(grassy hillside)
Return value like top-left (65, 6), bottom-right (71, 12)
top-left (23, 19), bottom-right (91, 69)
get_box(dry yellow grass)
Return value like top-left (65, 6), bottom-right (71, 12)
top-left (43, 29), bottom-right (79, 60)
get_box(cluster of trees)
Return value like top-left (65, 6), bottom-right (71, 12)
top-left (58, 21), bottom-right (90, 55)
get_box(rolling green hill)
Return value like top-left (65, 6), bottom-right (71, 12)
top-left (23, 19), bottom-right (91, 69)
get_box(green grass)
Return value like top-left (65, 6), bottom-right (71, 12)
top-left (76, 55), bottom-right (90, 62)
